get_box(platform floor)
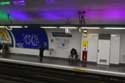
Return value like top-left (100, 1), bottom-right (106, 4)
top-left (0, 53), bottom-right (125, 73)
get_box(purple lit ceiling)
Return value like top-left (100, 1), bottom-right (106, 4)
top-left (7, 10), bottom-right (30, 21)
top-left (1, 0), bottom-right (125, 24)
top-left (13, 0), bottom-right (25, 6)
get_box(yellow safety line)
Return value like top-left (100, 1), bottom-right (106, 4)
top-left (72, 68), bottom-right (86, 73)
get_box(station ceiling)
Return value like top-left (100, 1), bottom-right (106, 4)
top-left (0, 0), bottom-right (125, 24)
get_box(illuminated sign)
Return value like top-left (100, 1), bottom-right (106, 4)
top-left (0, 1), bottom-right (10, 5)
top-left (0, 0), bottom-right (25, 6)
top-left (0, 12), bottom-right (8, 21)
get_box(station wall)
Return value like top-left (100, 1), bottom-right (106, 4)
top-left (46, 29), bottom-right (82, 58)
top-left (81, 33), bottom-right (120, 64)
top-left (9, 28), bottom-right (82, 59)
top-left (120, 33), bottom-right (125, 64)
top-left (0, 28), bottom-right (125, 64)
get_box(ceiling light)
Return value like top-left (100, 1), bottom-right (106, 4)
top-left (41, 26), bottom-right (57, 29)
top-left (0, 26), bottom-right (12, 30)
top-left (104, 27), bottom-right (125, 30)
top-left (24, 26), bottom-right (28, 28)
top-left (0, 26), bottom-right (5, 28)
top-left (9, 26), bottom-right (23, 28)
top-left (83, 29), bottom-right (88, 33)
top-left (80, 27), bottom-right (100, 29)
top-left (59, 27), bottom-right (77, 29)
top-left (0, 26), bottom-right (22, 30)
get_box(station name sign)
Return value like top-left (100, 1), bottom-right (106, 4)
top-left (52, 32), bottom-right (72, 37)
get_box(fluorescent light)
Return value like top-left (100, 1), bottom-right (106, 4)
top-left (0, 26), bottom-right (22, 30)
top-left (9, 26), bottom-right (23, 28)
top-left (80, 27), bottom-right (100, 29)
top-left (24, 26), bottom-right (28, 28)
top-left (104, 27), bottom-right (125, 30)
top-left (0, 26), bottom-right (5, 28)
top-left (0, 26), bottom-right (11, 30)
top-left (41, 26), bottom-right (57, 29)
top-left (59, 27), bottom-right (77, 29)
top-left (83, 29), bottom-right (88, 33)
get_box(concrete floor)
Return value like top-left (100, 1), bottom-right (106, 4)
top-left (0, 53), bottom-right (125, 73)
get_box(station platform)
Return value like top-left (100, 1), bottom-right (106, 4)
top-left (0, 53), bottom-right (125, 83)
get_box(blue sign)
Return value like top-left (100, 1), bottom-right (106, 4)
top-left (12, 28), bottom-right (48, 49)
